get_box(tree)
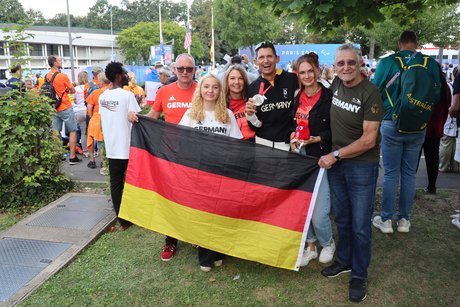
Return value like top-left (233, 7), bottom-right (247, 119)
top-left (25, 9), bottom-right (46, 25)
top-left (215, 0), bottom-right (284, 57)
top-left (47, 13), bottom-right (88, 27)
top-left (256, 0), bottom-right (460, 33)
top-left (116, 21), bottom-right (204, 64)
top-left (0, 0), bottom-right (27, 23)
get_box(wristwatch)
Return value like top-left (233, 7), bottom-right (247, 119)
top-left (333, 150), bottom-right (341, 160)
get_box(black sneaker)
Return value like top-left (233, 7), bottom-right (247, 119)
top-left (321, 261), bottom-right (351, 278)
top-left (69, 156), bottom-right (82, 165)
top-left (349, 278), bottom-right (367, 302)
top-left (87, 160), bottom-right (97, 169)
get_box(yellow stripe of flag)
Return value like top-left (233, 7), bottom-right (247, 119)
top-left (119, 184), bottom-right (302, 270)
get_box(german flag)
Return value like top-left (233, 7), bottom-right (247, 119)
top-left (119, 116), bottom-right (322, 270)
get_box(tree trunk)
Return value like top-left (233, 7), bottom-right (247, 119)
top-left (369, 37), bottom-right (375, 59)
top-left (438, 47), bottom-right (444, 66)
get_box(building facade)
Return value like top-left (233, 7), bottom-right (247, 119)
top-left (0, 24), bottom-right (123, 81)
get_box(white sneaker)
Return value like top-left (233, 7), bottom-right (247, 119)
top-left (397, 218), bottom-right (411, 233)
top-left (452, 217), bottom-right (460, 229)
top-left (300, 246), bottom-right (318, 267)
top-left (372, 216), bottom-right (394, 233)
top-left (213, 260), bottom-right (223, 267)
top-left (200, 266), bottom-right (212, 272)
top-left (319, 241), bottom-right (336, 264)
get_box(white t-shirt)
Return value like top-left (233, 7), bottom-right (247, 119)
top-left (179, 108), bottom-right (243, 139)
top-left (99, 88), bottom-right (141, 159)
top-left (73, 84), bottom-right (86, 112)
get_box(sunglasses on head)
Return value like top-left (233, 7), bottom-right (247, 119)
top-left (176, 66), bottom-right (194, 73)
top-left (255, 41), bottom-right (275, 51)
top-left (336, 60), bottom-right (357, 67)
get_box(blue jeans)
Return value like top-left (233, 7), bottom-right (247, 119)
top-left (380, 120), bottom-right (425, 221)
top-left (307, 170), bottom-right (333, 247)
top-left (328, 160), bottom-right (379, 279)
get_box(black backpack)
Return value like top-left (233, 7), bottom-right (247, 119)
top-left (41, 72), bottom-right (62, 109)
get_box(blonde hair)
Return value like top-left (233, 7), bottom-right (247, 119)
top-left (77, 71), bottom-right (89, 85)
top-left (98, 72), bottom-right (111, 85)
top-left (127, 72), bottom-right (137, 85)
top-left (222, 65), bottom-right (249, 103)
top-left (189, 74), bottom-right (230, 124)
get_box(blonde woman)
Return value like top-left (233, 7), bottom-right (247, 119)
top-left (179, 74), bottom-right (242, 139)
top-left (178, 74), bottom-right (242, 272)
top-left (74, 71), bottom-right (89, 153)
top-left (123, 72), bottom-right (145, 106)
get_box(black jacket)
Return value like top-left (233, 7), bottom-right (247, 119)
top-left (247, 70), bottom-right (298, 143)
top-left (291, 83), bottom-right (332, 158)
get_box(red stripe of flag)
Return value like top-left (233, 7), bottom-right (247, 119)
top-left (184, 23), bottom-right (192, 49)
top-left (126, 147), bottom-right (312, 233)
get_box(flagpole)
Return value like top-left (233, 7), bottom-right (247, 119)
top-left (159, 2), bottom-right (164, 63)
top-left (211, 7), bottom-right (215, 69)
top-left (187, 4), bottom-right (190, 55)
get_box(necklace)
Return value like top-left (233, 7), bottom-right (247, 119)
top-left (305, 86), bottom-right (321, 97)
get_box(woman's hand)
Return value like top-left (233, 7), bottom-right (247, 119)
top-left (128, 111), bottom-right (139, 123)
top-left (246, 98), bottom-right (256, 116)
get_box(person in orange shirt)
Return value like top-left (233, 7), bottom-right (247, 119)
top-left (86, 72), bottom-right (111, 172)
top-left (84, 66), bottom-right (103, 100)
top-left (123, 72), bottom-right (145, 106)
top-left (46, 55), bottom-right (80, 164)
top-left (128, 53), bottom-right (197, 261)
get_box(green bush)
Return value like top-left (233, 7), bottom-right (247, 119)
top-left (0, 90), bottom-right (73, 210)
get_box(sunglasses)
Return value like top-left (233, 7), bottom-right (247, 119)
top-left (335, 60), bottom-right (357, 67)
top-left (176, 66), bottom-right (194, 73)
top-left (255, 41), bottom-right (275, 51)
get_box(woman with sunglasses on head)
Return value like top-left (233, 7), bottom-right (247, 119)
top-left (179, 74), bottom-right (242, 272)
top-left (222, 65), bottom-right (255, 141)
top-left (290, 52), bottom-right (335, 268)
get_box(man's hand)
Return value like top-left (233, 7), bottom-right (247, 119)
top-left (128, 111), bottom-right (139, 123)
top-left (242, 54), bottom-right (250, 65)
top-left (246, 98), bottom-right (256, 116)
top-left (318, 153), bottom-right (337, 169)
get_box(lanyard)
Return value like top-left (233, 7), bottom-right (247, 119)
top-left (258, 82), bottom-right (271, 96)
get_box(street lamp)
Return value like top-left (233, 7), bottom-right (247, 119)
top-left (66, 0), bottom-right (77, 83)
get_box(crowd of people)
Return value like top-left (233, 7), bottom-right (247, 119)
top-left (2, 29), bottom-right (459, 303)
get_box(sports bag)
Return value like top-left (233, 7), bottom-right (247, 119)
top-left (385, 52), bottom-right (440, 133)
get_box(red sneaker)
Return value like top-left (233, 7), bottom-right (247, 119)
top-left (161, 243), bottom-right (177, 261)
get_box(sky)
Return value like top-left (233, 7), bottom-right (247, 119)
top-left (19, 0), bottom-right (191, 19)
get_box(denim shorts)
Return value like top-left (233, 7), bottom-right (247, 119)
top-left (53, 107), bottom-right (77, 132)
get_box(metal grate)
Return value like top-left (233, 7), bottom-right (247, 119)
top-left (57, 196), bottom-right (112, 212)
top-left (27, 208), bottom-right (110, 231)
top-left (0, 238), bottom-right (71, 301)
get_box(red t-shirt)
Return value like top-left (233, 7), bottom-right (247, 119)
top-left (294, 88), bottom-right (322, 126)
top-left (228, 98), bottom-right (255, 140)
top-left (152, 82), bottom-right (197, 124)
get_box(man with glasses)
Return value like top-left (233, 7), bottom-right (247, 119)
top-left (245, 42), bottom-right (298, 150)
top-left (128, 53), bottom-right (197, 261)
top-left (372, 31), bottom-right (441, 234)
top-left (318, 44), bottom-right (383, 302)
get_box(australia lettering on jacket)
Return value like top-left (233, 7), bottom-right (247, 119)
top-left (332, 96), bottom-right (361, 113)
top-left (260, 101), bottom-right (292, 112)
top-left (166, 102), bottom-right (193, 108)
top-left (100, 99), bottom-right (119, 112)
top-left (195, 126), bottom-right (227, 134)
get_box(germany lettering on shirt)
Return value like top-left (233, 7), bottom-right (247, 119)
top-left (229, 98), bottom-right (255, 140)
top-left (294, 89), bottom-right (321, 125)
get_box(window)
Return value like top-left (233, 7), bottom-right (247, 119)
top-left (46, 44), bottom-right (59, 56)
top-left (0, 42), bottom-right (4, 56)
top-left (62, 45), bottom-right (70, 57)
top-left (452, 55), bottom-right (458, 60)
top-left (442, 55), bottom-right (448, 60)
top-left (0, 70), bottom-right (6, 79)
top-left (29, 43), bottom-right (43, 56)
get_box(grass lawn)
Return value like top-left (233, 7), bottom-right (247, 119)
top-left (20, 189), bottom-right (460, 306)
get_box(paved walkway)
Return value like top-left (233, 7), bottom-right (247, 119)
top-left (0, 193), bottom-right (115, 306)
